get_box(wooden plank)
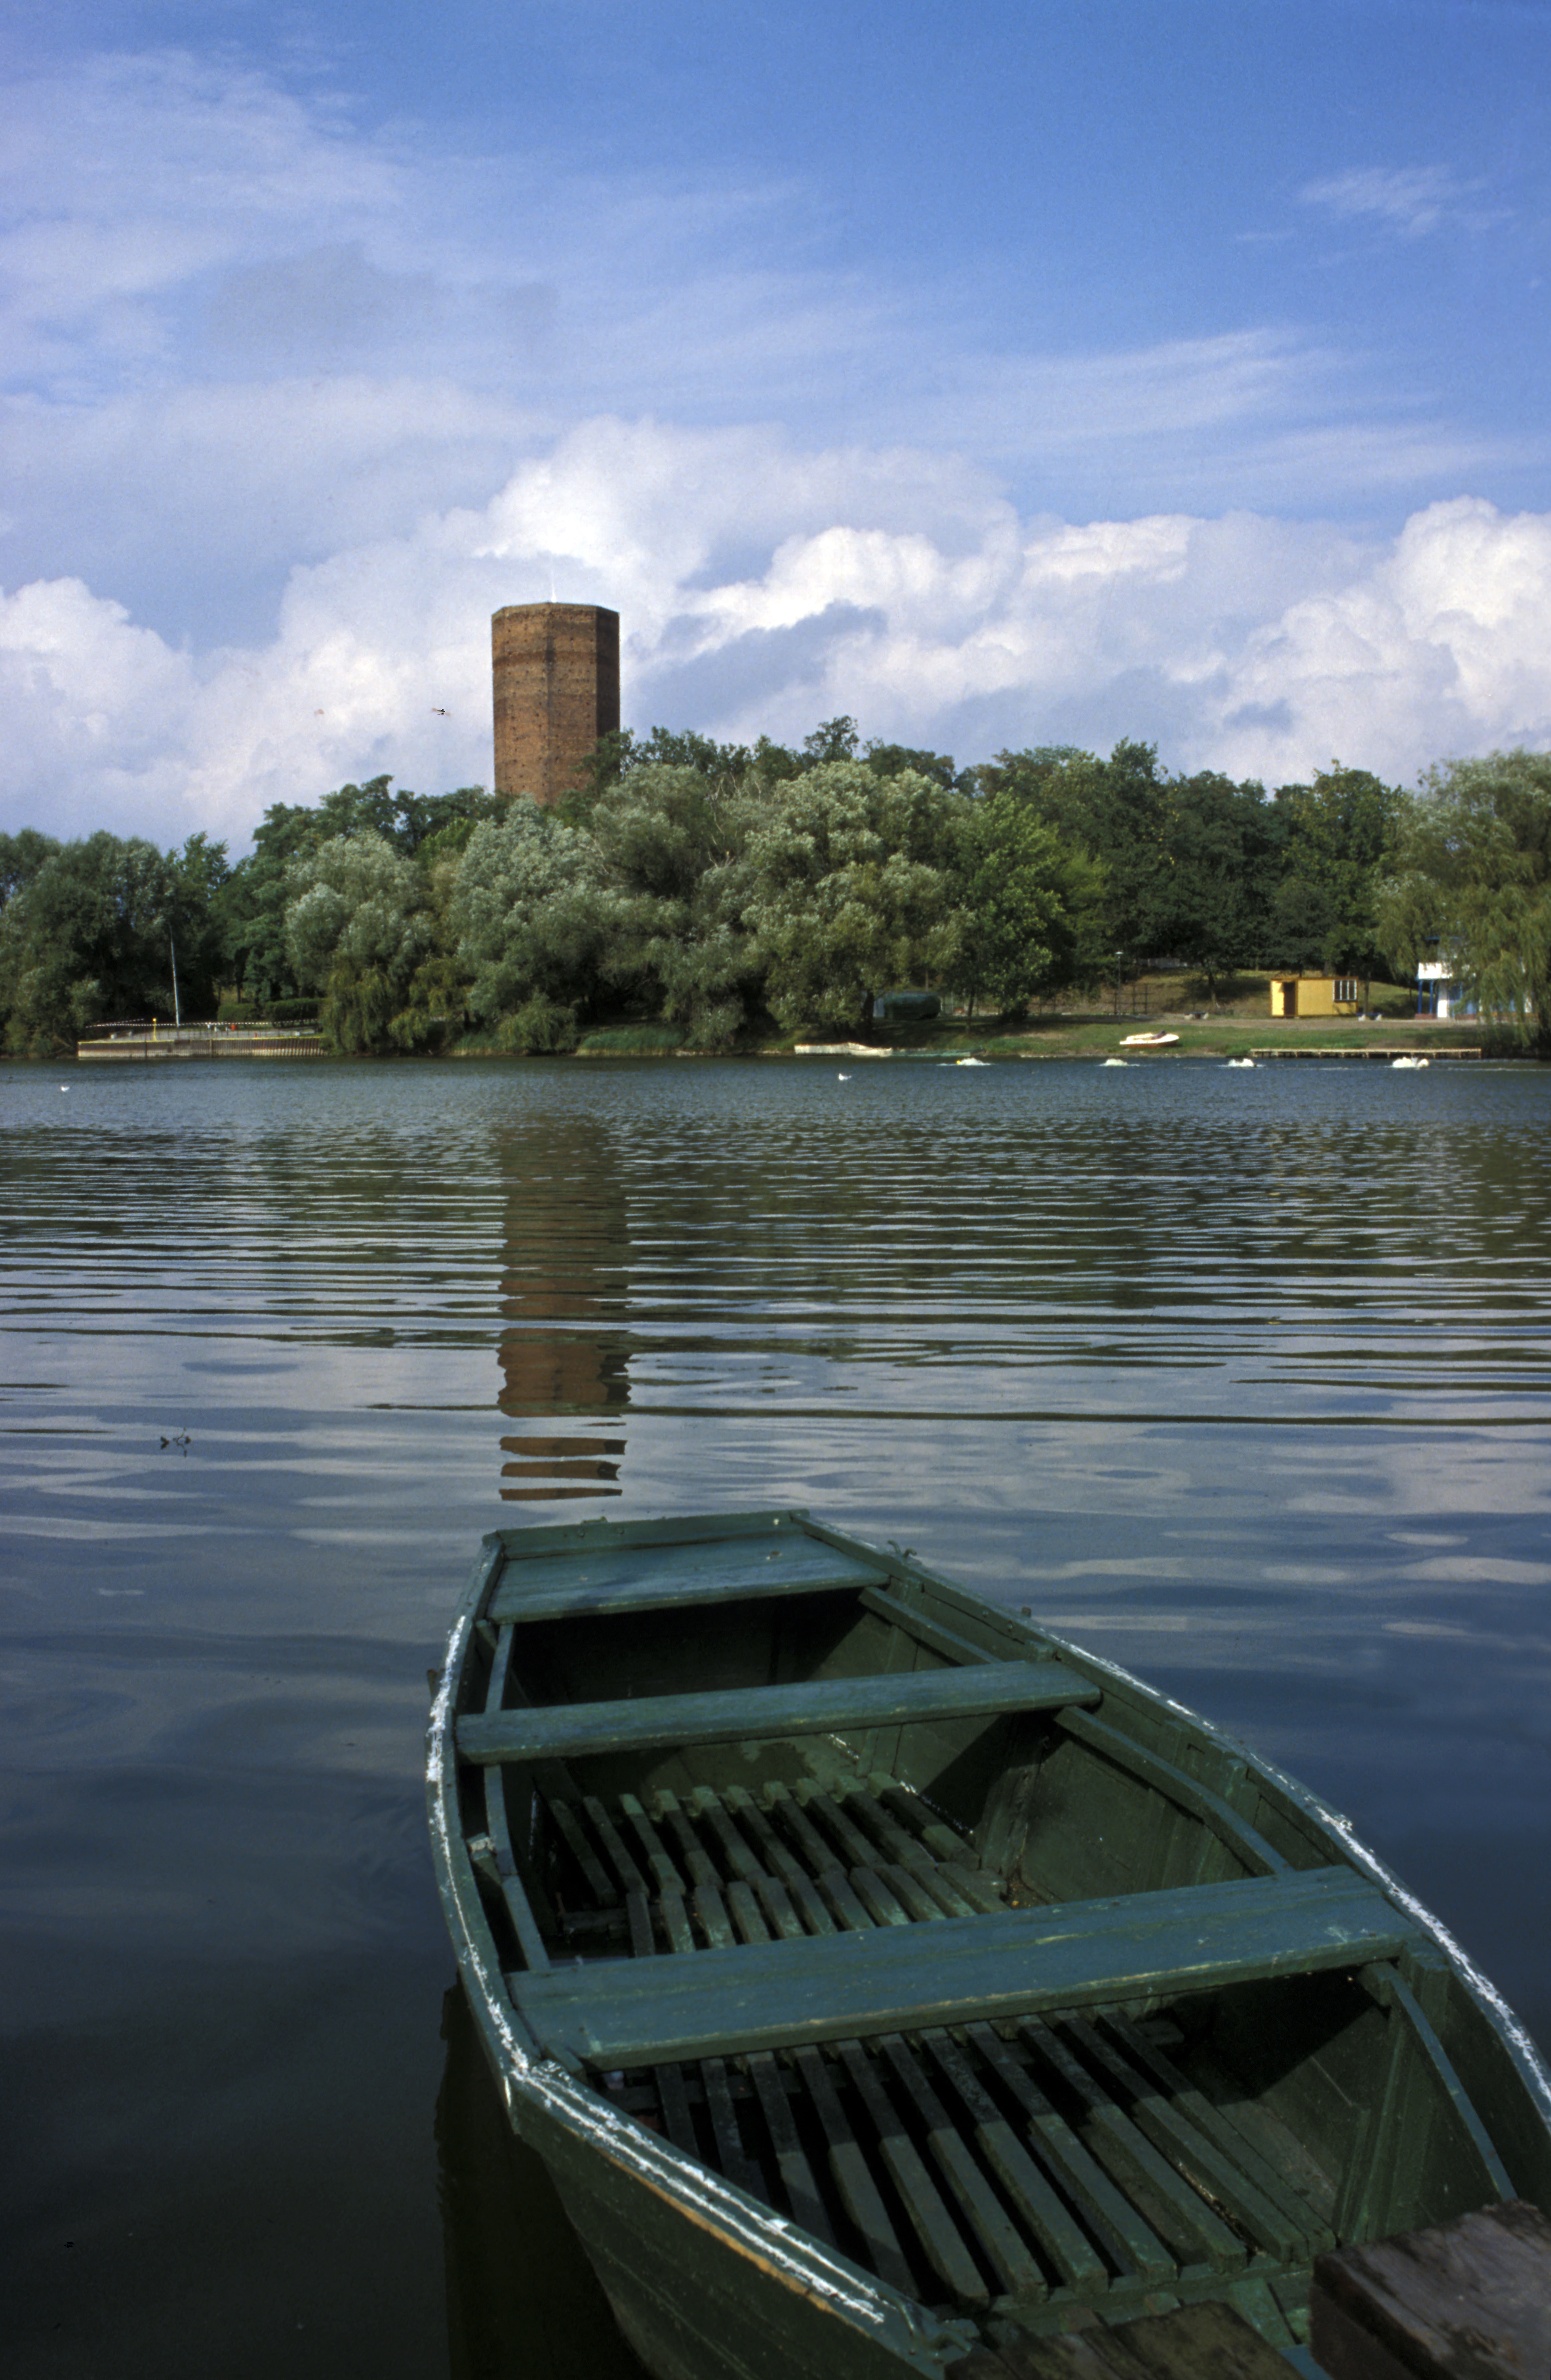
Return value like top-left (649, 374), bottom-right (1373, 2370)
top-left (614, 1793), bottom-right (683, 1893)
top-left (650, 1790), bottom-right (719, 1890)
top-left (478, 1626), bottom-right (552, 1973)
top-left (795, 1782), bottom-right (883, 1868)
top-left (511, 1868), bottom-right (1415, 2068)
top-left (1056, 1709), bottom-right (1290, 1877)
top-left (1310, 2198), bottom-right (1551, 2380)
top-left (543, 1792), bottom-right (617, 1908)
top-left (581, 1794), bottom-right (650, 1898)
top-left (860, 1584), bottom-right (1048, 1671)
top-left (878, 2035), bottom-right (1048, 2301)
top-left (836, 2040), bottom-right (991, 2308)
top-left (692, 1881), bottom-right (737, 1951)
top-left (1102, 2010), bottom-right (1333, 2254)
top-left (1063, 2015), bottom-right (1309, 2261)
top-left (923, 2029), bottom-right (1106, 2292)
top-left (701, 2055), bottom-right (765, 2200)
top-left (1019, 2018), bottom-right (1244, 2274)
top-left (723, 1784), bottom-right (816, 1897)
top-left (747, 2050), bottom-right (837, 2244)
top-left (690, 1787), bottom-right (763, 1885)
top-left (849, 1866), bottom-right (914, 1928)
top-left (458, 1658), bottom-right (1100, 1765)
top-left (879, 1860), bottom-right (950, 1924)
top-left (488, 1530), bottom-right (887, 1624)
top-left (750, 1873), bottom-right (807, 1941)
top-left (793, 2045), bottom-right (917, 2298)
top-left (764, 1781), bottom-right (845, 1879)
top-left (494, 1508), bottom-right (804, 1562)
top-left (967, 2023), bottom-right (1176, 2285)
top-left (973, 2299), bottom-right (1298, 2374)
top-left (844, 1782), bottom-right (1003, 1907)
top-left (1358, 1964), bottom-right (1515, 2205)
top-left (659, 1885), bottom-right (695, 1956)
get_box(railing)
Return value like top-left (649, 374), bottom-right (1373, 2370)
top-left (80, 1021), bottom-right (321, 1043)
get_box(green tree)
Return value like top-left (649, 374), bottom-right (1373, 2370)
top-left (1378, 751), bottom-right (1551, 1041)
top-left (734, 762), bottom-right (967, 1032)
top-left (0, 833), bottom-right (227, 1052)
top-left (954, 795), bottom-right (1104, 1014)
top-left (865, 740), bottom-right (973, 793)
top-left (451, 804), bottom-right (613, 1050)
top-left (283, 831), bottom-right (435, 1052)
top-left (222, 779), bottom-right (499, 1002)
top-left (1270, 764), bottom-right (1400, 977)
top-left (0, 829), bottom-right (61, 912)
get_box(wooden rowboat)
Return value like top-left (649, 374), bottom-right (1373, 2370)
top-left (427, 1510), bottom-right (1551, 2379)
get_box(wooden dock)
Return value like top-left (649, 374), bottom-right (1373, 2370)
top-left (77, 1027), bottom-right (325, 1062)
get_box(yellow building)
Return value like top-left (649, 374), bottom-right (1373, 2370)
top-left (1269, 974), bottom-right (1363, 1019)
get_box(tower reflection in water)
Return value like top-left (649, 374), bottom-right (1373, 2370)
top-left (438, 1121), bottom-right (646, 2376)
top-left (494, 1120), bottom-right (630, 1504)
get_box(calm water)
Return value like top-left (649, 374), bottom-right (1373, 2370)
top-left (5, 1054), bottom-right (1550, 2376)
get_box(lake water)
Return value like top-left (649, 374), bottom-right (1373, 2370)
top-left (5, 1053), bottom-right (1550, 2376)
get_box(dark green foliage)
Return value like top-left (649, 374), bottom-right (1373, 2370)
top-left (220, 777), bottom-right (500, 1001)
top-left (0, 723), bottom-right (1461, 1061)
top-left (864, 741), bottom-right (974, 794)
top-left (1270, 766), bottom-right (1401, 977)
top-left (976, 742), bottom-right (1402, 994)
top-left (0, 830), bottom-right (230, 1052)
top-left (0, 829), bottom-right (62, 910)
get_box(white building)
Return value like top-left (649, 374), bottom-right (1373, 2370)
top-left (1416, 957), bottom-right (1474, 1019)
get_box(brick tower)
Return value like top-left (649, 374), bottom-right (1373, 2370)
top-left (491, 602), bottom-right (620, 805)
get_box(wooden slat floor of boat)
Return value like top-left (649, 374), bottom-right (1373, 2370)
top-left (522, 1775), bottom-right (1331, 2342)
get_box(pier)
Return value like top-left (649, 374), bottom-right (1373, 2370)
top-left (77, 1025), bottom-right (325, 1062)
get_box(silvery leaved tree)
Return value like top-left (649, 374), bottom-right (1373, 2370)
top-left (1379, 751), bottom-right (1551, 1041)
top-left (283, 830), bottom-right (435, 1052)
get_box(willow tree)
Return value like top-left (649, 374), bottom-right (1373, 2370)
top-left (734, 762), bottom-right (968, 1033)
top-left (1379, 752), bottom-right (1551, 1042)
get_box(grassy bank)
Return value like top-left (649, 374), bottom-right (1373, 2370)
top-left (439, 970), bottom-right (1530, 1059)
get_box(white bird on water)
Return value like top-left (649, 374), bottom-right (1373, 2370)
top-left (836, 1071), bottom-right (851, 1081)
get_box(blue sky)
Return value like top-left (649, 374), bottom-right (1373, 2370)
top-left (6, 0), bottom-right (1551, 845)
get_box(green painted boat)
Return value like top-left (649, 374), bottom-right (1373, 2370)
top-left (426, 1509), bottom-right (1551, 2379)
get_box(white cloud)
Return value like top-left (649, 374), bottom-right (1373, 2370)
top-left (3, 49), bottom-right (1548, 846)
top-left (2, 45), bottom-right (1531, 660)
top-left (1300, 164), bottom-right (1507, 238)
top-left (8, 426), bottom-right (1551, 850)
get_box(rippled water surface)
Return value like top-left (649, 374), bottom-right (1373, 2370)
top-left (5, 1055), bottom-right (1550, 2375)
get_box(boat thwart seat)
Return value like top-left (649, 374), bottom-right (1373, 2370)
top-left (457, 1656), bottom-right (1101, 1766)
top-left (520, 1866), bottom-right (1417, 2070)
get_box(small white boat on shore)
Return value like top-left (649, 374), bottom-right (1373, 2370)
top-left (1118, 1032), bottom-right (1179, 1049)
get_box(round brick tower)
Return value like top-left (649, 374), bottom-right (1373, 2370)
top-left (492, 603), bottom-right (620, 806)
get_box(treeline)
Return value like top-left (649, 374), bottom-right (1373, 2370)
top-left (4, 725), bottom-right (1549, 1052)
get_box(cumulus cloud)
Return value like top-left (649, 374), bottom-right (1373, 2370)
top-left (2, 46), bottom-right (1525, 655)
top-left (7, 421), bottom-right (1551, 849)
top-left (3, 48), bottom-right (1546, 848)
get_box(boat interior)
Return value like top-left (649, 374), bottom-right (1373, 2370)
top-left (448, 1515), bottom-right (1521, 2355)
